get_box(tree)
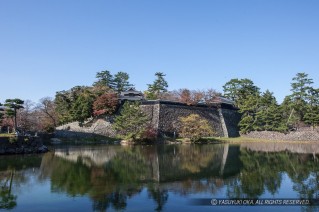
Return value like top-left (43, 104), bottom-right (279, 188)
top-left (55, 90), bottom-right (73, 124)
top-left (17, 100), bottom-right (36, 132)
top-left (289, 72), bottom-right (313, 123)
top-left (146, 72), bottom-right (168, 100)
top-left (113, 101), bottom-right (149, 141)
top-left (0, 103), bottom-right (3, 124)
top-left (223, 78), bottom-right (260, 107)
top-left (4, 99), bottom-right (24, 132)
top-left (303, 88), bottom-right (319, 129)
top-left (93, 92), bottom-right (119, 116)
top-left (55, 86), bottom-right (95, 124)
top-left (238, 94), bottom-right (260, 134)
top-left (178, 114), bottom-right (214, 141)
top-left (254, 90), bottom-right (286, 132)
top-left (202, 89), bottom-right (221, 106)
top-left (159, 88), bottom-right (221, 105)
top-left (179, 89), bottom-right (192, 105)
top-left (281, 95), bottom-right (299, 130)
top-left (37, 97), bottom-right (58, 128)
top-left (113, 72), bottom-right (133, 93)
top-left (93, 70), bottom-right (114, 88)
top-left (70, 89), bottom-right (95, 124)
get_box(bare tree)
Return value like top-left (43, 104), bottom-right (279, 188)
top-left (37, 97), bottom-right (57, 127)
top-left (17, 100), bottom-right (35, 132)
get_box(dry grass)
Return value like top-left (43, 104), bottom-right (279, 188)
top-left (205, 136), bottom-right (319, 144)
top-left (0, 133), bottom-right (15, 138)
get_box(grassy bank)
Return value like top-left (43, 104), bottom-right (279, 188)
top-left (0, 133), bottom-right (15, 138)
top-left (54, 135), bottom-right (119, 144)
top-left (176, 136), bottom-right (319, 144)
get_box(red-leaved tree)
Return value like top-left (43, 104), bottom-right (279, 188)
top-left (93, 92), bottom-right (119, 116)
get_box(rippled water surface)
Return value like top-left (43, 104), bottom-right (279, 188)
top-left (0, 142), bottom-right (319, 211)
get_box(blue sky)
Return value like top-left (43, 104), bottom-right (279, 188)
top-left (0, 0), bottom-right (318, 103)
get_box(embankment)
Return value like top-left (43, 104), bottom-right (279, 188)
top-left (0, 136), bottom-right (48, 154)
top-left (243, 129), bottom-right (319, 141)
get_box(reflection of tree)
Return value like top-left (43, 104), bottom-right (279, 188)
top-left (92, 192), bottom-right (127, 212)
top-left (286, 154), bottom-right (319, 200)
top-left (158, 144), bottom-right (227, 182)
top-left (104, 148), bottom-right (148, 184)
top-left (226, 148), bottom-right (319, 203)
top-left (0, 170), bottom-right (17, 209)
top-left (45, 147), bottom-right (149, 211)
top-left (147, 185), bottom-right (168, 212)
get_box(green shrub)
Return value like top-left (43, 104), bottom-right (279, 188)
top-left (9, 136), bottom-right (18, 144)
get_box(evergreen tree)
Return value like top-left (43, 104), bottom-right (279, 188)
top-left (4, 99), bottom-right (24, 132)
top-left (223, 78), bottom-right (260, 108)
top-left (281, 95), bottom-right (299, 130)
top-left (113, 101), bottom-right (149, 141)
top-left (289, 72), bottom-right (313, 122)
top-left (55, 90), bottom-right (73, 124)
top-left (70, 89), bottom-right (95, 124)
top-left (304, 88), bottom-right (319, 129)
top-left (146, 72), bottom-right (168, 100)
top-left (238, 94), bottom-right (260, 134)
top-left (255, 90), bottom-right (286, 132)
top-left (113, 72), bottom-right (133, 93)
top-left (93, 70), bottom-right (115, 88)
top-left (55, 86), bottom-right (95, 124)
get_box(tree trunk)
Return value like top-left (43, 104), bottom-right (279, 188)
top-left (14, 108), bottom-right (17, 133)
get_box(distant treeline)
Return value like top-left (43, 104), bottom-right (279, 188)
top-left (223, 73), bottom-right (319, 133)
top-left (1, 70), bottom-right (318, 135)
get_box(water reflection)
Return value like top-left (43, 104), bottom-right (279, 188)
top-left (0, 155), bottom-right (42, 210)
top-left (0, 143), bottom-right (319, 211)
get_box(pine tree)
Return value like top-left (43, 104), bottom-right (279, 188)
top-left (223, 78), bottom-right (260, 108)
top-left (113, 72), bottom-right (133, 93)
top-left (238, 94), bottom-right (260, 134)
top-left (4, 99), bottom-right (24, 132)
top-left (113, 101), bottom-right (149, 141)
top-left (255, 90), bottom-right (286, 132)
top-left (93, 70), bottom-right (115, 88)
top-left (290, 72), bottom-right (313, 122)
top-left (304, 88), bottom-right (319, 129)
top-left (70, 89), bottom-right (95, 124)
top-left (146, 72), bottom-right (168, 100)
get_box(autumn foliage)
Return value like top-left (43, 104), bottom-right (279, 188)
top-left (178, 114), bottom-right (214, 141)
top-left (93, 92), bottom-right (119, 116)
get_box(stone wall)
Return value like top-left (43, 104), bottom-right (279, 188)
top-left (140, 101), bottom-right (240, 138)
top-left (243, 130), bottom-right (319, 141)
top-left (0, 136), bottom-right (48, 154)
top-left (54, 101), bottom-right (241, 139)
top-left (55, 118), bottom-right (116, 138)
top-left (220, 108), bottom-right (241, 137)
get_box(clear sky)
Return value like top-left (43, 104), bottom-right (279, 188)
top-left (1, 0), bottom-right (318, 103)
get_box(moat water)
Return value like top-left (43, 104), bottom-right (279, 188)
top-left (0, 142), bottom-right (319, 211)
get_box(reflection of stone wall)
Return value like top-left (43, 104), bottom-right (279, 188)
top-left (241, 142), bottom-right (319, 154)
top-left (53, 146), bottom-right (121, 167)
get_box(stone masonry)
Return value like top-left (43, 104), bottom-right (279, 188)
top-left (141, 100), bottom-right (240, 138)
top-left (55, 100), bottom-right (241, 138)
